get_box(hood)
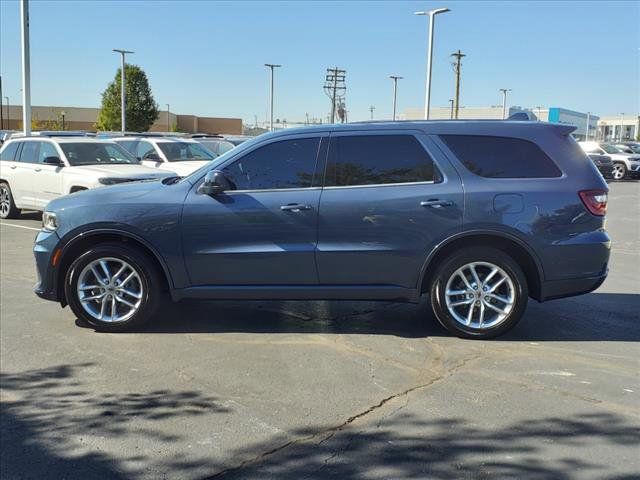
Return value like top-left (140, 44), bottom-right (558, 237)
top-left (158, 161), bottom-right (210, 176)
top-left (67, 164), bottom-right (174, 179)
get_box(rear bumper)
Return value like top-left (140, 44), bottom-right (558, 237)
top-left (539, 272), bottom-right (607, 301)
top-left (33, 229), bottom-right (62, 302)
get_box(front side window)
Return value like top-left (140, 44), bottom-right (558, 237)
top-left (37, 142), bottom-right (60, 163)
top-left (60, 142), bottom-right (139, 166)
top-left (0, 142), bottom-right (20, 161)
top-left (441, 135), bottom-right (562, 178)
top-left (223, 137), bottom-right (320, 190)
top-left (116, 140), bottom-right (138, 154)
top-left (19, 142), bottom-right (40, 164)
top-left (136, 141), bottom-right (156, 159)
top-left (157, 142), bottom-right (215, 162)
top-left (325, 134), bottom-right (436, 187)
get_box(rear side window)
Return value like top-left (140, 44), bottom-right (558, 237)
top-left (441, 135), bottom-right (562, 178)
top-left (223, 137), bottom-right (320, 190)
top-left (325, 135), bottom-right (436, 187)
top-left (0, 142), bottom-right (20, 161)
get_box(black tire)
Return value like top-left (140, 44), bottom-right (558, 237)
top-left (612, 162), bottom-right (628, 181)
top-left (64, 243), bottom-right (161, 332)
top-left (0, 182), bottom-right (21, 219)
top-left (429, 247), bottom-right (528, 339)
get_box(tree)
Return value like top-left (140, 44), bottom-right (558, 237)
top-left (96, 64), bottom-right (159, 132)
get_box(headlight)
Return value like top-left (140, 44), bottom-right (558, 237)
top-left (42, 211), bottom-right (58, 231)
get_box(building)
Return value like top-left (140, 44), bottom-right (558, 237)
top-left (0, 104), bottom-right (242, 135)
top-left (596, 115), bottom-right (639, 142)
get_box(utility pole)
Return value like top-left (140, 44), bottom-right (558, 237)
top-left (448, 99), bottom-right (454, 119)
top-left (264, 63), bottom-right (281, 131)
top-left (389, 75), bottom-right (403, 121)
top-left (21, 0), bottom-right (31, 135)
top-left (585, 112), bottom-right (590, 141)
top-left (369, 106), bottom-right (375, 120)
top-left (451, 49), bottom-right (465, 120)
top-left (323, 67), bottom-right (346, 123)
top-left (499, 88), bottom-right (511, 119)
top-left (113, 49), bottom-right (134, 134)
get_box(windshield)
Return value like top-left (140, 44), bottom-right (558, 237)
top-left (199, 140), bottom-right (235, 156)
top-left (601, 144), bottom-right (625, 154)
top-left (157, 142), bottom-right (215, 162)
top-left (60, 142), bottom-right (139, 166)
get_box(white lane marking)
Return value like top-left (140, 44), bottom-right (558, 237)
top-left (624, 389), bottom-right (634, 393)
top-left (535, 371), bottom-right (576, 377)
top-left (0, 222), bottom-right (41, 231)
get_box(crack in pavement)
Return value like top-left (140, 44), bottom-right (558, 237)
top-left (204, 353), bottom-right (482, 479)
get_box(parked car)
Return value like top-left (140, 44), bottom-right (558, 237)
top-left (33, 121), bottom-right (610, 339)
top-left (578, 141), bottom-right (640, 180)
top-left (113, 137), bottom-right (215, 176)
top-left (614, 142), bottom-right (640, 154)
top-left (587, 153), bottom-right (614, 179)
top-left (0, 136), bottom-right (173, 218)
top-left (192, 136), bottom-right (235, 156)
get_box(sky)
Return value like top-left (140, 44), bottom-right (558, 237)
top-left (1, 0), bottom-right (638, 123)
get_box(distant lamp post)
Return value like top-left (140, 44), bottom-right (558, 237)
top-left (619, 112), bottom-right (625, 141)
top-left (448, 99), bottom-right (454, 119)
top-left (264, 63), bottom-right (281, 131)
top-left (536, 106), bottom-right (542, 121)
top-left (585, 111), bottom-right (591, 141)
top-left (415, 7), bottom-right (450, 120)
top-left (4, 96), bottom-right (9, 128)
top-left (166, 103), bottom-right (170, 131)
top-left (113, 48), bottom-right (134, 134)
top-left (60, 110), bottom-right (66, 130)
top-left (499, 88), bottom-right (511, 119)
top-left (389, 75), bottom-right (403, 121)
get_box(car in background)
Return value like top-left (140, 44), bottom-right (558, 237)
top-left (191, 135), bottom-right (235, 156)
top-left (614, 142), bottom-right (640, 154)
top-left (0, 136), bottom-right (172, 219)
top-left (224, 135), bottom-right (253, 146)
top-left (0, 130), bottom-right (16, 146)
top-left (578, 141), bottom-right (640, 180)
top-left (587, 154), bottom-right (614, 179)
top-left (113, 137), bottom-right (216, 176)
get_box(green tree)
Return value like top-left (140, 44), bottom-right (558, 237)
top-left (96, 64), bottom-right (159, 132)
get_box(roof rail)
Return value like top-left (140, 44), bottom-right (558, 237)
top-left (36, 130), bottom-right (96, 137)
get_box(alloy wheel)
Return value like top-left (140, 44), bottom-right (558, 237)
top-left (612, 164), bottom-right (626, 180)
top-left (0, 186), bottom-right (10, 218)
top-left (76, 257), bottom-right (143, 323)
top-left (444, 261), bottom-right (515, 329)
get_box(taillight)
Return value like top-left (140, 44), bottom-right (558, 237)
top-left (579, 190), bottom-right (608, 216)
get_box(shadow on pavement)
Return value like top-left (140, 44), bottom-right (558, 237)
top-left (0, 363), bottom-right (231, 479)
top-left (99, 292), bottom-right (640, 342)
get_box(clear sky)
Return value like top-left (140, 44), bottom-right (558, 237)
top-left (1, 1), bottom-right (638, 123)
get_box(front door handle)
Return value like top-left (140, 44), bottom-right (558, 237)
top-left (280, 203), bottom-right (312, 212)
top-left (34, 167), bottom-right (42, 172)
top-left (10, 165), bottom-right (17, 169)
top-left (420, 199), bottom-right (453, 208)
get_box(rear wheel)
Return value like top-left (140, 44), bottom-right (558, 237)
top-left (611, 162), bottom-right (627, 180)
top-left (65, 243), bottom-right (161, 332)
top-left (430, 247), bottom-right (528, 339)
top-left (0, 182), bottom-right (21, 219)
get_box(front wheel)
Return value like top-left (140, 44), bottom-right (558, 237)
top-left (64, 243), bottom-right (161, 332)
top-left (430, 247), bottom-right (528, 339)
top-left (611, 162), bottom-right (628, 180)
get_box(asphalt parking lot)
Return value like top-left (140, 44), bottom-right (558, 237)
top-left (1, 182), bottom-right (638, 480)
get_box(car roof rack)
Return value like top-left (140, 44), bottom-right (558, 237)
top-left (191, 133), bottom-right (224, 138)
top-left (35, 131), bottom-right (97, 137)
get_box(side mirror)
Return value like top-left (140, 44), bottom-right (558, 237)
top-left (199, 170), bottom-right (232, 195)
top-left (145, 153), bottom-right (161, 161)
top-left (43, 156), bottom-right (64, 166)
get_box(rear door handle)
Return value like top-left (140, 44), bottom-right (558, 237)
top-left (34, 167), bottom-right (42, 172)
top-left (280, 203), bottom-right (312, 212)
top-left (420, 199), bottom-right (453, 208)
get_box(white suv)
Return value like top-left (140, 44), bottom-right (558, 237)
top-left (0, 136), bottom-right (173, 219)
top-left (113, 137), bottom-right (216, 176)
top-left (578, 141), bottom-right (640, 180)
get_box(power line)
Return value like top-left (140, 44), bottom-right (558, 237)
top-left (323, 67), bottom-right (346, 123)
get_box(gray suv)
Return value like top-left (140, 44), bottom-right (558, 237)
top-left (33, 121), bottom-right (610, 339)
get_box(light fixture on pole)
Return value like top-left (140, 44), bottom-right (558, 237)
top-left (499, 88), bottom-right (511, 119)
top-left (415, 7), bottom-right (450, 120)
top-left (389, 75), bottom-right (403, 121)
top-left (113, 49), bottom-right (134, 134)
top-left (264, 64), bottom-right (281, 131)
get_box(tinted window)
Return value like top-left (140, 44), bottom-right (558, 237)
top-left (37, 142), bottom-right (60, 163)
top-left (157, 142), bottom-right (214, 162)
top-left (60, 142), bottom-right (138, 166)
top-left (0, 142), bottom-right (20, 161)
top-left (19, 142), bottom-right (40, 164)
top-left (441, 135), bottom-right (562, 178)
top-left (116, 140), bottom-right (138, 154)
top-left (136, 141), bottom-right (156, 159)
top-left (325, 135), bottom-right (436, 187)
top-left (223, 137), bottom-right (320, 190)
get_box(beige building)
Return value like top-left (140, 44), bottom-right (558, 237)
top-left (0, 104), bottom-right (242, 135)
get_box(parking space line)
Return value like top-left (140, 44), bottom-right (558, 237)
top-left (0, 223), bottom-right (41, 232)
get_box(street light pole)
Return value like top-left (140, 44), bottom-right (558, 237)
top-left (4, 97), bottom-right (9, 129)
top-left (619, 112), bottom-right (625, 141)
top-left (166, 103), bottom-right (170, 131)
top-left (113, 49), bottom-right (134, 134)
top-left (389, 75), bottom-right (403, 121)
top-left (415, 7), bottom-right (450, 120)
top-left (264, 64), bottom-right (281, 131)
top-left (499, 88), bottom-right (511, 119)
top-left (370, 105), bottom-right (375, 120)
top-left (585, 111), bottom-right (590, 141)
top-left (61, 111), bottom-right (66, 131)
top-left (20, 0), bottom-right (31, 136)
top-left (448, 99), bottom-right (454, 119)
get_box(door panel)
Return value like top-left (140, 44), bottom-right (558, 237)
top-left (32, 142), bottom-right (64, 209)
top-left (14, 142), bottom-right (40, 208)
top-left (316, 132), bottom-right (464, 289)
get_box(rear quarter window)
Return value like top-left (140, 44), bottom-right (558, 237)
top-left (440, 135), bottom-right (562, 178)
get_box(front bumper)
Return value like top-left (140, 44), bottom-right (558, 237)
top-left (33, 229), bottom-right (62, 302)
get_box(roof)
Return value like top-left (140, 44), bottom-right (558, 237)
top-left (111, 136), bottom-right (197, 143)
top-left (8, 136), bottom-right (117, 144)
